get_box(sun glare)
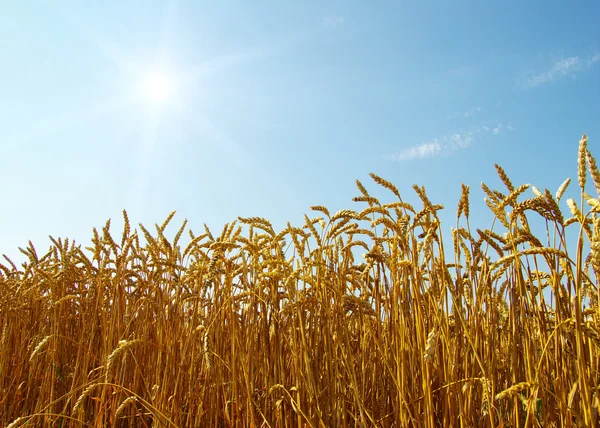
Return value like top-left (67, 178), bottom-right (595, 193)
top-left (141, 70), bottom-right (173, 104)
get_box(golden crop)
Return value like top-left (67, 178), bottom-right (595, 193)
top-left (1, 135), bottom-right (599, 427)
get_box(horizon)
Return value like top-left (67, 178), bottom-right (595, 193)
top-left (1, 1), bottom-right (599, 263)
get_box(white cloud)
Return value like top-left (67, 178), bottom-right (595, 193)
top-left (450, 132), bottom-right (473, 149)
top-left (588, 53), bottom-right (600, 66)
top-left (522, 52), bottom-right (599, 88)
top-left (392, 123), bottom-right (510, 162)
top-left (464, 107), bottom-right (482, 118)
top-left (392, 141), bottom-right (442, 161)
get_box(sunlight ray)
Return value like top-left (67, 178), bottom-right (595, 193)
top-left (2, 95), bottom-right (136, 148)
top-left (179, 109), bottom-right (287, 194)
top-left (50, 3), bottom-right (139, 78)
top-left (130, 112), bottom-right (161, 215)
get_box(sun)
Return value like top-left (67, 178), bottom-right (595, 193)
top-left (140, 70), bottom-right (174, 104)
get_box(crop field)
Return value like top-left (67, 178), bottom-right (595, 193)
top-left (1, 135), bottom-right (600, 427)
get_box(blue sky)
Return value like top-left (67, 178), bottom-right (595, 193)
top-left (1, 1), bottom-right (599, 261)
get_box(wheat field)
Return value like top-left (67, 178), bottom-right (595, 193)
top-left (1, 135), bottom-right (599, 427)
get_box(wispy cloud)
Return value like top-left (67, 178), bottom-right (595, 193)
top-left (588, 53), bottom-right (600, 66)
top-left (464, 107), bottom-right (482, 118)
top-left (392, 141), bottom-right (442, 161)
top-left (323, 15), bottom-right (344, 29)
top-left (391, 123), bottom-right (511, 161)
top-left (521, 52), bottom-right (599, 88)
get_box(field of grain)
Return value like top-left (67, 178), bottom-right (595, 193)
top-left (1, 134), bottom-right (599, 427)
